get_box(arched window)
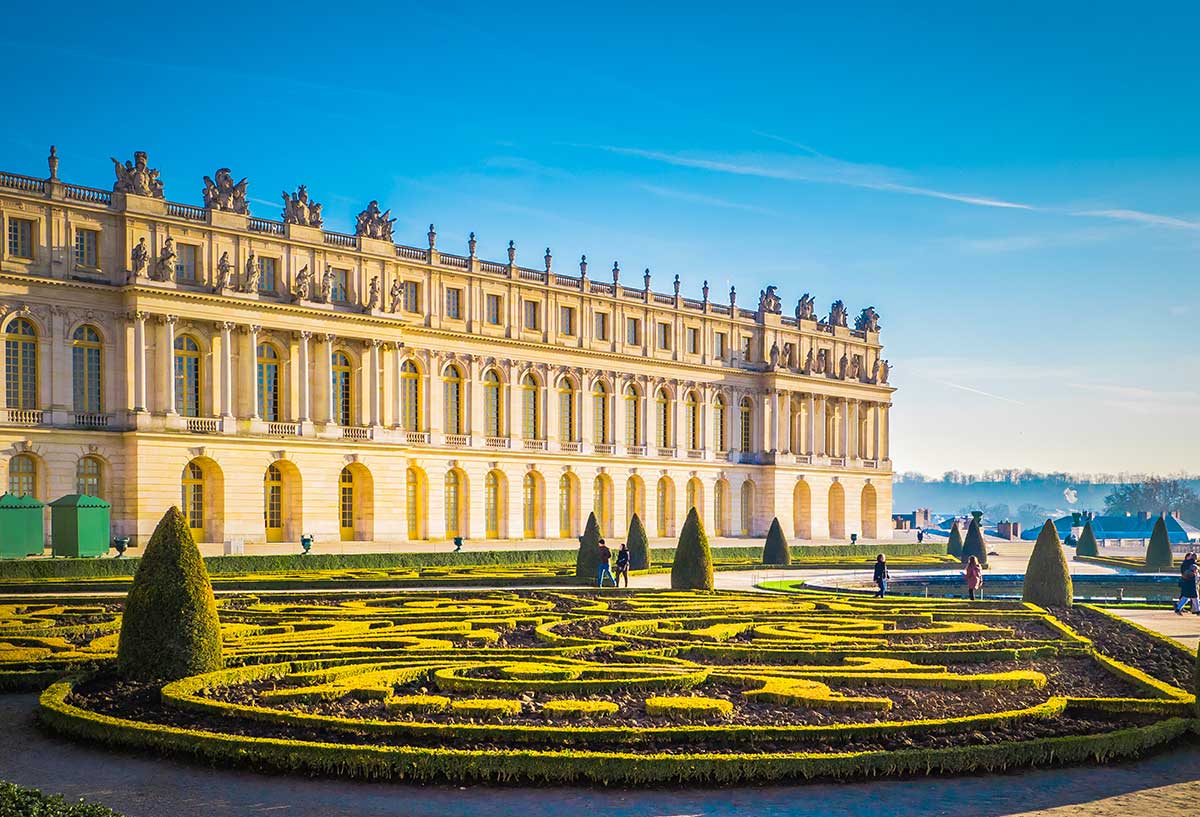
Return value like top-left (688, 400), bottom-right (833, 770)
top-left (181, 462), bottom-right (204, 538)
top-left (339, 467), bottom-right (355, 540)
top-left (714, 395), bottom-right (728, 451)
top-left (173, 335), bottom-right (202, 418)
top-left (444, 365), bottom-right (463, 435)
top-left (558, 378), bottom-right (576, 442)
top-left (655, 388), bottom-right (671, 448)
top-left (264, 464), bottom-right (282, 542)
top-left (592, 381), bottom-right (610, 444)
top-left (445, 470), bottom-right (462, 537)
top-left (626, 477), bottom-right (644, 526)
top-left (521, 374), bottom-right (541, 439)
top-left (9, 454), bottom-right (36, 497)
top-left (593, 476), bottom-right (610, 533)
top-left (76, 456), bottom-right (102, 498)
top-left (686, 478), bottom-right (699, 512)
top-left (4, 318), bottom-right (38, 411)
top-left (739, 397), bottom-right (753, 452)
top-left (484, 471), bottom-right (501, 538)
top-left (559, 473), bottom-right (576, 537)
top-left (656, 477), bottom-right (672, 537)
top-left (523, 472), bottom-right (540, 538)
top-left (483, 370), bottom-right (502, 438)
top-left (331, 352), bottom-right (353, 426)
top-left (256, 343), bottom-right (280, 422)
top-left (684, 391), bottom-right (700, 450)
top-left (714, 480), bottom-right (728, 536)
top-left (741, 480), bottom-right (755, 536)
top-left (400, 360), bottom-right (422, 431)
top-left (623, 384), bottom-right (642, 447)
top-left (406, 467), bottom-right (424, 539)
top-left (71, 325), bottom-right (102, 413)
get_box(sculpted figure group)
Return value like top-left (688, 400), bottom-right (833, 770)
top-left (202, 168), bottom-right (250, 214)
top-left (110, 152), bottom-right (164, 198)
top-left (355, 200), bottom-right (396, 241)
top-left (281, 185), bottom-right (324, 227)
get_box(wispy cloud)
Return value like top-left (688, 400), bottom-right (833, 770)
top-left (930, 379), bottom-right (1027, 405)
top-left (946, 225), bottom-right (1126, 254)
top-left (635, 183), bottom-right (777, 215)
top-left (1072, 209), bottom-right (1200, 231)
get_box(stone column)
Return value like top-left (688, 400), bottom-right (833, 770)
top-left (217, 322), bottom-right (234, 418)
top-left (367, 339), bottom-right (383, 427)
top-left (806, 393), bottom-right (815, 455)
top-left (872, 402), bottom-right (882, 461)
top-left (391, 343), bottom-right (405, 429)
top-left (316, 334), bottom-right (334, 426)
top-left (468, 356), bottom-right (484, 444)
top-left (580, 376), bottom-right (594, 453)
top-left (48, 308), bottom-right (70, 418)
top-left (507, 365), bottom-right (521, 442)
top-left (161, 315), bottom-right (177, 415)
top-left (132, 312), bottom-right (147, 413)
top-left (882, 404), bottom-right (891, 460)
top-left (296, 331), bottom-right (311, 423)
top-left (839, 399), bottom-right (849, 459)
top-left (243, 325), bottom-right (260, 419)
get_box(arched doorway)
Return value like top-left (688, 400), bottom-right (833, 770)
top-left (484, 470), bottom-right (506, 539)
top-left (794, 479), bottom-right (812, 540)
top-left (559, 472), bottom-right (579, 538)
top-left (740, 480), bottom-right (755, 536)
top-left (828, 481), bottom-right (846, 540)
top-left (686, 477), bottom-right (703, 517)
top-left (264, 464), bottom-right (284, 542)
top-left (714, 479), bottom-right (730, 537)
top-left (523, 471), bottom-right (544, 538)
top-left (263, 460), bottom-right (302, 542)
top-left (180, 457), bottom-right (224, 543)
top-left (625, 475), bottom-right (645, 529)
top-left (593, 474), bottom-right (613, 536)
top-left (339, 463), bottom-right (374, 541)
top-left (656, 476), bottom-right (675, 537)
top-left (861, 483), bottom-right (878, 540)
top-left (405, 466), bottom-right (427, 540)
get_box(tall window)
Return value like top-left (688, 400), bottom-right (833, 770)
top-left (626, 478), bottom-right (643, 525)
top-left (176, 244), bottom-right (198, 282)
top-left (686, 479), bottom-right (698, 512)
top-left (523, 473), bottom-right (539, 537)
top-left (595, 312), bottom-right (609, 340)
top-left (593, 477), bottom-right (610, 533)
top-left (331, 352), bottom-right (353, 426)
top-left (256, 343), bottom-right (280, 422)
top-left (7, 218), bottom-right (34, 259)
top-left (656, 478), bottom-right (671, 537)
top-left (741, 480), bottom-right (755, 535)
top-left (625, 317), bottom-right (641, 346)
top-left (739, 397), bottom-right (753, 452)
top-left (714, 395), bottom-right (728, 451)
top-left (521, 374), bottom-right (541, 439)
top-left (9, 454), bottom-right (35, 497)
top-left (443, 365), bottom-right (463, 435)
top-left (406, 467), bottom-right (423, 539)
top-left (484, 471), bottom-right (500, 538)
top-left (655, 388), bottom-right (671, 448)
top-left (76, 456), bottom-right (102, 498)
top-left (485, 293), bottom-right (502, 325)
top-left (445, 470), bottom-right (462, 537)
top-left (330, 268), bottom-right (349, 303)
top-left (559, 474), bottom-right (575, 537)
top-left (715, 332), bottom-right (727, 359)
top-left (400, 360), bottom-right (421, 431)
top-left (714, 481), bottom-right (727, 536)
top-left (263, 464), bottom-right (282, 542)
top-left (558, 379), bottom-right (576, 442)
top-left (686, 327), bottom-right (700, 354)
top-left (173, 335), bottom-right (201, 417)
top-left (74, 229), bottom-right (98, 268)
top-left (560, 306), bottom-right (575, 335)
top-left (657, 322), bottom-right (671, 350)
top-left (624, 384), bottom-right (642, 446)
top-left (403, 281), bottom-right (420, 312)
top-left (446, 288), bottom-right (462, 319)
top-left (181, 462), bottom-right (204, 537)
top-left (685, 391), bottom-right (700, 450)
top-left (483, 369), bottom-right (502, 437)
top-left (71, 325), bottom-right (102, 413)
top-left (5, 318), bottom-right (37, 410)
top-left (259, 257), bottom-right (277, 293)
top-left (523, 300), bottom-right (540, 330)
top-left (592, 381), bottom-right (609, 444)
top-left (339, 467), bottom-right (355, 540)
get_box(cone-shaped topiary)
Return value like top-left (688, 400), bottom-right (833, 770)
top-left (1022, 520), bottom-right (1073, 607)
top-left (946, 520), bottom-right (964, 559)
top-left (1144, 516), bottom-right (1174, 570)
top-left (626, 512), bottom-right (650, 571)
top-left (671, 507), bottom-right (714, 590)
top-left (575, 512), bottom-right (603, 579)
top-left (117, 506), bottom-right (222, 681)
top-left (1074, 520), bottom-right (1099, 559)
top-left (961, 518), bottom-right (987, 567)
top-left (762, 517), bottom-right (791, 565)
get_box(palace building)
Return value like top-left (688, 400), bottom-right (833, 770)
top-left (0, 149), bottom-right (894, 547)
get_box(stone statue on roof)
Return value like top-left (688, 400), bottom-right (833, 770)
top-left (355, 200), bottom-right (396, 241)
top-left (855, 306), bottom-right (881, 332)
top-left (758, 285), bottom-right (782, 314)
top-left (796, 293), bottom-right (816, 321)
top-left (828, 299), bottom-right (848, 328)
top-left (282, 185), bottom-right (324, 227)
top-left (111, 151), bottom-right (164, 198)
top-left (202, 168), bottom-right (250, 214)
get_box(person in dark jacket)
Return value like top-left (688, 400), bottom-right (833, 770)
top-left (614, 543), bottom-right (630, 588)
top-left (596, 539), bottom-right (616, 588)
top-left (1174, 553), bottom-right (1198, 615)
top-left (872, 554), bottom-right (889, 598)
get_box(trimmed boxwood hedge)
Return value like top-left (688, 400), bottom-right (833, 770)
top-left (0, 782), bottom-right (125, 816)
top-left (762, 518), bottom-right (791, 566)
top-left (1022, 520), bottom-right (1073, 608)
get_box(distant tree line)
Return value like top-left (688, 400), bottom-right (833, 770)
top-left (898, 469), bottom-right (1196, 486)
top-left (1104, 478), bottom-right (1200, 526)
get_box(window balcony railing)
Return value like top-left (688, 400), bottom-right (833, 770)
top-left (687, 449), bottom-right (704, 459)
top-left (400, 430), bottom-right (430, 445)
top-left (829, 456), bottom-right (847, 467)
top-left (484, 436), bottom-right (510, 449)
top-left (560, 441), bottom-right (582, 453)
top-left (655, 447), bottom-right (677, 458)
top-left (522, 438), bottom-right (547, 451)
top-left (626, 445), bottom-right (646, 456)
top-left (594, 442), bottom-right (615, 455)
top-left (185, 416), bottom-right (220, 434)
top-left (794, 453), bottom-right (813, 465)
top-left (444, 433), bottom-right (469, 447)
top-left (71, 411), bottom-right (112, 429)
top-left (267, 422), bottom-right (299, 437)
top-left (2, 408), bottom-right (44, 426)
top-left (341, 425), bottom-right (371, 441)
top-left (862, 459), bottom-right (879, 469)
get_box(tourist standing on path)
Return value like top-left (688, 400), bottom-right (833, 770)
top-left (872, 554), bottom-right (889, 598)
top-left (596, 539), bottom-right (616, 588)
top-left (965, 555), bottom-right (983, 601)
top-left (916, 528), bottom-right (924, 544)
top-left (614, 543), bottom-right (630, 588)
top-left (1174, 552), bottom-right (1198, 615)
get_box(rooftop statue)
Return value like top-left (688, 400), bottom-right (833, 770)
top-left (213, 252), bottom-right (232, 292)
top-left (365, 275), bottom-right (381, 311)
top-left (202, 168), bottom-right (250, 214)
top-left (241, 251), bottom-right (260, 293)
top-left (802, 346), bottom-right (815, 374)
top-left (293, 265), bottom-right (313, 301)
top-left (154, 237), bottom-right (176, 282)
top-left (795, 293), bottom-right (816, 321)
top-left (388, 278), bottom-right (403, 313)
top-left (879, 358), bottom-right (892, 384)
top-left (855, 306), bottom-right (881, 332)
top-left (828, 299), bottom-right (848, 328)
top-left (281, 185), bottom-right (324, 227)
top-left (758, 285), bottom-right (782, 314)
top-left (355, 200), bottom-right (396, 241)
top-left (110, 151), bottom-right (164, 198)
top-left (129, 237), bottom-right (149, 280)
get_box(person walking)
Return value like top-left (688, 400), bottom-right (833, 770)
top-left (872, 554), bottom-right (889, 598)
top-left (916, 528), bottom-right (924, 544)
top-left (614, 542), bottom-right (630, 588)
top-left (596, 538), bottom-right (616, 588)
top-left (965, 555), bottom-right (983, 601)
top-left (1174, 552), bottom-right (1198, 615)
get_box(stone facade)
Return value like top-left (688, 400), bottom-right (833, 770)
top-left (0, 152), bottom-right (894, 547)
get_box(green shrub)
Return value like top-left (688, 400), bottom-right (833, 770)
top-left (450, 699), bottom-right (522, 718)
top-left (1021, 520), bottom-right (1073, 608)
top-left (671, 507), bottom-right (713, 591)
top-left (1144, 517), bottom-right (1173, 570)
top-left (575, 512), bottom-right (603, 579)
top-left (0, 782), bottom-right (125, 816)
top-left (385, 695), bottom-right (450, 715)
top-left (116, 507), bottom-right (223, 681)
top-left (946, 521), bottom-right (963, 559)
top-left (645, 696), bottom-right (732, 720)
top-left (961, 519), bottom-right (987, 567)
top-left (1075, 520), bottom-right (1099, 559)
top-left (762, 518), bottom-right (791, 566)
top-left (627, 513), bottom-right (650, 570)
top-left (542, 700), bottom-right (619, 720)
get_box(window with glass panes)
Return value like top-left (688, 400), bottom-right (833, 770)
top-left (445, 471), bottom-right (462, 536)
top-left (71, 326), bottom-right (102, 412)
top-left (740, 397), bottom-right (753, 452)
top-left (483, 370), bottom-right (502, 437)
top-left (9, 454), bottom-right (35, 497)
top-left (523, 300), bottom-right (540, 330)
top-left (685, 392), bottom-right (699, 449)
top-left (7, 218), bottom-right (34, 259)
top-left (174, 336), bottom-right (201, 417)
top-left (741, 481), bottom-right (755, 535)
top-left (655, 389), bottom-right (671, 447)
top-left (624, 385), bottom-right (641, 446)
top-left (521, 374), bottom-right (540, 438)
top-left (741, 335), bottom-right (753, 361)
top-left (74, 229), bottom-right (98, 267)
top-left (331, 352), bottom-right (353, 426)
top-left (259, 257), bottom-right (277, 292)
top-left (406, 468), bottom-right (422, 539)
top-left (558, 380), bottom-right (576, 441)
top-left (484, 471), bottom-right (500, 538)
top-left (444, 366), bottom-right (463, 434)
top-left (559, 474), bottom-right (574, 537)
top-left (559, 306), bottom-right (575, 335)
top-left (485, 293), bottom-right (502, 325)
top-left (5, 318), bottom-right (37, 410)
top-left (592, 382), bottom-right (609, 443)
top-left (264, 464), bottom-right (282, 532)
top-left (403, 281), bottom-right (420, 312)
top-left (339, 468), bottom-right (355, 534)
top-left (446, 288), bottom-right (462, 319)
top-left (594, 312), bottom-right (609, 340)
top-left (593, 477), bottom-right (609, 531)
top-left (657, 322), bottom-right (671, 350)
top-left (76, 457), bottom-right (102, 498)
top-left (656, 478), bottom-right (670, 537)
top-left (715, 332), bottom-right (727, 358)
top-left (523, 473), bottom-right (538, 537)
top-left (331, 268), bottom-right (349, 303)
top-left (625, 317), bottom-right (640, 345)
top-left (182, 462), bottom-right (204, 533)
top-left (256, 343), bottom-right (280, 421)
top-left (714, 396), bottom-right (728, 450)
top-left (176, 244), bottom-right (198, 282)
top-left (400, 360), bottom-right (421, 431)
top-left (686, 327), bottom-right (699, 354)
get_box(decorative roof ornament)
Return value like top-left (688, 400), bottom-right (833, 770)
top-left (673, 274), bottom-right (681, 297)
top-left (580, 255), bottom-right (588, 277)
top-left (428, 224), bottom-right (437, 250)
top-left (110, 151), bottom-right (164, 198)
top-left (354, 201), bottom-right (396, 241)
top-left (612, 261), bottom-right (620, 284)
top-left (468, 232), bottom-right (477, 258)
top-left (202, 168), bottom-right (250, 214)
top-left (507, 240), bottom-right (516, 264)
top-left (545, 247), bottom-right (553, 272)
top-left (796, 293), bottom-right (816, 321)
top-left (643, 268), bottom-right (651, 291)
top-left (702, 280), bottom-right (710, 302)
top-left (47, 146), bottom-right (58, 181)
top-left (281, 185), bottom-right (323, 227)
top-left (730, 285), bottom-right (737, 307)
top-left (855, 306), bottom-right (881, 332)
top-left (828, 299), bottom-right (848, 328)
top-left (758, 285), bottom-right (782, 314)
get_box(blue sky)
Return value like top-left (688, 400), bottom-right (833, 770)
top-left (3, 1), bottom-right (1197, 474)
